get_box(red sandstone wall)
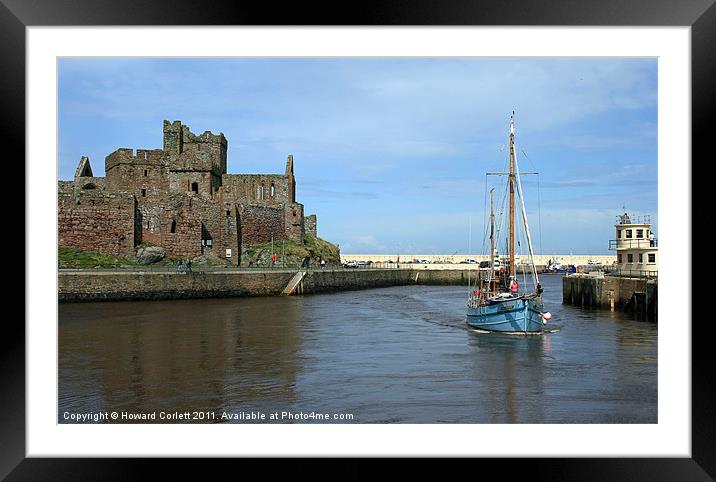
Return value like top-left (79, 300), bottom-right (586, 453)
top-left (221, 174), bottom-right (290, 205)
top-left (284, 202), bottom-right (304, 244)
top-left (239, 203), bottom-right (285, 245)
top-left (58, 191), bottom-right (136, 257)
top-left (160, 193), bottom-right (240, 264)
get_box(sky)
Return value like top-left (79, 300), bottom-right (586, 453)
top-left (58, 58), bottom-right (657, 255)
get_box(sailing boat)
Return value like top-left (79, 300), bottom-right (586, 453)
top-left (466, 112), bottom-right (550, 333)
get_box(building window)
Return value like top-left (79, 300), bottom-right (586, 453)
top-left (191, 182), bottom-right (199, 194)
top-left (625, 229), bottom-right (632, 239)
top-left (617, 229), bottom-right (621, 239)
top-left (170, 220), bottom-right (176, 233)
top-left (226, 210), bottom-right (231, 216)
top-left (627, 253), bottom-right (633, 263)
top-left (144, 169), bottom-right (148, 177)
top-left (638, 253), bottom-right (643, 263)
top-left (636, 229), bottom-right (643, 238)
top-left (617, 254), bottom-right (622, 263)
top-left (648, 253), bottom-right (656, 263)
top-left (141, 189), bottom-right (146, 197)
top-left (271, 183), bottom-right (275, 197)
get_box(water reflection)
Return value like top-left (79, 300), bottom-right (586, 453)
top-left (59, 297), bottom-right (305, 422)
top-left (468, 334), bottom-right (545, 423)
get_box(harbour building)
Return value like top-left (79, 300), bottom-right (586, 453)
top-left (609, 212), bottom-right (658, 275)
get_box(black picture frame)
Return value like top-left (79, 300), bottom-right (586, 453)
top-left (6, 0), bottom-right (712, 479)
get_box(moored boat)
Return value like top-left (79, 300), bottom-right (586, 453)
top-left (466, 112), bottom-right (551, 334)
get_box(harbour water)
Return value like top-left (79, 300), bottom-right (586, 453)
top-left (58, 274), bottom-right (657, 423)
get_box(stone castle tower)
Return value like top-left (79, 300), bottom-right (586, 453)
top-left (58, 120), bottom-right (318, 265)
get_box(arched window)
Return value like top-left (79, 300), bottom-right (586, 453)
top-left (271, 183), bottom-right (275, 197)
top-left (170, 220), bottom-right (176, 233)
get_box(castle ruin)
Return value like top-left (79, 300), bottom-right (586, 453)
top-left (58, 120), bottom-right (318, 265)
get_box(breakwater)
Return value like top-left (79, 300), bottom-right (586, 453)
top-left (562, 273), bottom-right (657, 320)
top-left (58, 268), bottom-right (485, 302)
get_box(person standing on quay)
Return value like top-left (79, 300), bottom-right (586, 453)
top-left (177, 258), bottom-right (184, 273)
top-left (186, 257), bottom-right (192, 274)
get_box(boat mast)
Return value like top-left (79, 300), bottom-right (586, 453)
top-left (489, 187), bottom-right (495, 283)
top-left (490, 188), bottom-right (495, 269)
top-left (508, 112), bottom-right (516, 279)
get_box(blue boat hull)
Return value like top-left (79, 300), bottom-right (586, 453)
top-left (466, 296), bottom-right (544, 333)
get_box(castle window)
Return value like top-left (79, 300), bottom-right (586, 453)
top-left (141, 189), bottom-right (146, 197)
top-left (271, 184), bottom-right (275, 197)
top-left (191, 182), bottom-right (199, 194)
top-left (171, 220), bottom-right (176, 233)
top-left (144, 169), bottom-right (148, 177)
top-left (226, 210), bottom-right (231, 216)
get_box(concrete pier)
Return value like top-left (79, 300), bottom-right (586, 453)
top-left (562, 273), bottom-right (657, 320)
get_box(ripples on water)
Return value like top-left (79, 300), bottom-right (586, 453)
top-left (58, 274), bottom-right (657, 423)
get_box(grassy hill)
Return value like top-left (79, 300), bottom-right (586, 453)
top-left (241, 235), bottom-right (341, 268)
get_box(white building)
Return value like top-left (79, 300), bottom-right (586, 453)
top-left (609, 212), bottom-right (658, 274)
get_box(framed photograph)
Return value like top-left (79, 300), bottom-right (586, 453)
top-left (10, 0), bottom-right (712, 478)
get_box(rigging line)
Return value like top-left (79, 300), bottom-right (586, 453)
top-left (468, 215), bottom-right (471, 291)
top-left (494, 178), bottom-right (509, 258)
top-left (517, 188), bottom-right (530, 288)
top-left (519, 145), bottom-right (544, 257)
top-left (513, 144), bottom-right (539, 288)
top-left (537, 173), bottom-right (543, 257)
top-left (481, 173), bottom-right (489, 256)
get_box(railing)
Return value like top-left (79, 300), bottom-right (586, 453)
top-left (601, 266), bottom-right (658, 279)
top-left (608, 238), bottom-right (657, 250)
top-left (615, 214), bottom-right (651, 225)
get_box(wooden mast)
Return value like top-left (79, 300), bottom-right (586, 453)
top-left (489, 187), bottom-right (495, 294)
top-left (490, 187), bottom-right (495, 271)
top-left (508, 112), bottom-right (516, 279)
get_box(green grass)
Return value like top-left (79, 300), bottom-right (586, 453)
top-left (59, 246), bottom-right (139, 269)
top-left (242, 235), bottom-right (341, 267)
top-left (60, 235), bottom-right (341, 269)
top-left (304, 234), bottom-right (341, 262)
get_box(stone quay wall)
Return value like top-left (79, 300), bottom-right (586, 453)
top-left (58, 268), bottom-right (483, 302)
top-left (59, 270), bottom-right (297, 302)
top-left (562, 274), bottom-right (657, 319)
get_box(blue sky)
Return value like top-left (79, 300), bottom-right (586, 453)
top-left (58, 58), bottom-right (657, 255)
